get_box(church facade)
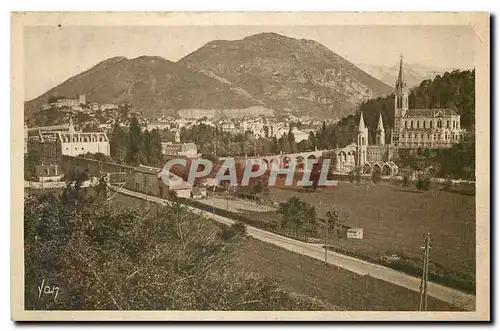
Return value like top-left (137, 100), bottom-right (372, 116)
top-left (356, 55), bottom-right (466, 175)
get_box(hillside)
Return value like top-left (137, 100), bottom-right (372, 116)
top-left (24, 56), bottom-right (259, 117)
top-left (178, 32), bottom-right (392, 119)
top-left (358, 63), bottom-right (461, 89)
top-left (25, 33), bottom-right (393, 120)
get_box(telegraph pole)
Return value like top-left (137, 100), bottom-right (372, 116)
top-left (212, 184), bottom-right (216, 216)
top-left (418, 233), bottom-right (431, 311)
top-left (320, 199), bottom-right (328, 264)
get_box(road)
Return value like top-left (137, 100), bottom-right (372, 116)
top-left (109, 184), bottom-right (475, 311)
top-left (200, 195), bottom-right (277, 213)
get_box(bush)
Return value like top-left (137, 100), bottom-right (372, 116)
top-left (24, 189), bottom-right (319, 310)
top-left (371, 168), bottom-right (382, 184)
top-left (220, 222), bottom-right (247, 241)
top-left (415, 177), bottom-right (430, 191)
top-left (402, 174), bottom-right (410, 187)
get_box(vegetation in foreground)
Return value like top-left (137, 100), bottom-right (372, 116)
top-left (24, 180), bottom-right (329, 310)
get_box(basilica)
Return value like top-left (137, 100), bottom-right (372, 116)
top-left (357, 55), bottom-right (466, 171)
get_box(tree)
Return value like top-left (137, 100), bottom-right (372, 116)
top-left (142, 129), bottom-right (163, 166)
top-left (278, 197), bottom-right (317, 238)
top-left (287, 128), bottom-right (297, 154)
top-left (126, 117), bottom-right (143, 166)
top-left (271, 137), bottom-right (279, 154)
top-left (348, 167), bottom-right (361, 183)
top-left (325, 207), bottom-right (343, 237)
top-left (110, 124), bottom-right (128, 164)
top-left (371, 167), bottom-right (382, 184)
top-left (415, 176), bottom-right (430, 191)
top-left (24, 152), bottom-right (38, 181)
top-left (261, 138), bottom-right (274, 156)
top-left (94, 176), bottom-right (108, 198)
top-left (402, 174), bottom-right (410, 187)
top-left (279, 135), bottom-right (291, 154)
top-left (308, 131), bottom-right (317, 150)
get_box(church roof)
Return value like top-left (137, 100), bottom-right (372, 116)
top-left (404, 108), bottom-right (459, 117)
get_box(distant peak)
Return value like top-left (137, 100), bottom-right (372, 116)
top-left (98, 56), bottom-right (127, 65)
top-left (243, 32), bottom-right (293, 41)
top-left (132, 55), bottom-right (169, 62)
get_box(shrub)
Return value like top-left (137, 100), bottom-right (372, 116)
top-left (371, 168), bottom-right (382, 184)
top-left (24, 189), bottom-right (319, 310)
top-left (415, 177), bottom-right (430, 191)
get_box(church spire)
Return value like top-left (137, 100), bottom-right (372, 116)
top-left (396, 53), bottom-right (406, 91)
top-left (358, 112), bottom-right (367, 132)
top-left (377, 113), bottom-right (385, 132)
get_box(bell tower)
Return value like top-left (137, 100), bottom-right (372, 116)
top-left (392, 53), bottom-right (408, 146)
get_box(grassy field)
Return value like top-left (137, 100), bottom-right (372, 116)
top-left (232, 236), bottom-right (459, 311)
top-left (267, 180), bottom-right (476, 285)
top-left (110, 191), bottom-right (460, 311)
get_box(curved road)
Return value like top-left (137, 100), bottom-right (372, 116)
top-left (109, 185), bottom-right (475, 311)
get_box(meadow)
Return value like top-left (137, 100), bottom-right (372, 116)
top-left (267, 180), bottom-right (476, 288)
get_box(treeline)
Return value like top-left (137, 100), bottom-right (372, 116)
top-left (409, 70), bottom-right (475, 130)
top-left (179, 123), bottom-right (317, 156)
top-left (109, 117), bottom-right (163, 166)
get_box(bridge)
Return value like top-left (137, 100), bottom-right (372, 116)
top-left (220, 143), bottom-right (399, 176)
top-left (221, 144), bottom-right (358, 173)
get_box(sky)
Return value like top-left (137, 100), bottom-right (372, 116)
top-left (24, 25), bottom-right (475, 101)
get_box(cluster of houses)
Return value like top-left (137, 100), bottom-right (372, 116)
top-left (144, 115), bottom-right (318, 142)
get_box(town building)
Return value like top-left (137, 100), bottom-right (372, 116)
top-left (27, 119), bottom-right (110, 164)
top-left (128, 164), bottom-right (192, 199)
top-left (146, 122), bottom-right (171, 131)
top-left (161, 142), bottom-right (198, 158)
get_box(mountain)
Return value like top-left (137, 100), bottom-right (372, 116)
top-left (25, 33), bottom-right (393, 120)
top-left (24, 56), bottom-right (259, 117)
top-left (357, 63), bottom-right (461, 89)
top-left (178, 33), bottom-right (392, 119)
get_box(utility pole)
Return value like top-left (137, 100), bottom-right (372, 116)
top-left (418, 233), bottom-right (431, 311)
top-left (320, 199), bottom-right (327, 264)
top-left (212, 184), bottom-right (216, 216)
top-left (145, 176), bottom-right (149, 208)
